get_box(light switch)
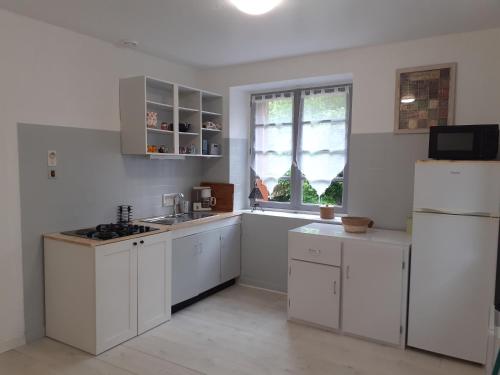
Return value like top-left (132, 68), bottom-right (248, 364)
top-left (48, 150), bottom-right (57, 167)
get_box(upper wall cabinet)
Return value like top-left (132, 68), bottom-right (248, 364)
top-left (119, 76), bottom-right (223, 159)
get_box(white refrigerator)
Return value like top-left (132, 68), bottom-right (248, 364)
top-left (408, 161), bottom-right (500, 364)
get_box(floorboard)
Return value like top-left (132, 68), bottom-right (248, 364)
top-left (0, 285), bottom-right (483, 375)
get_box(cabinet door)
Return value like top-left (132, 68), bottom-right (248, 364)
top-left (197, 229), bottom-right (222, 293)
top-left (288, 260), bottom-right (340, 329)
top-left (221, 224), bottom-right (241, 282)
top-left (172, 234), bottom-right (199, 305)
top-left (342, 240), bottom-right (404, 345)
top-left (95, 239), bottom-right (137, 353)
top-left (138, 233), bottom-right (172, 334)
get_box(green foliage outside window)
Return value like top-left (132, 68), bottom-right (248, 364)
top-left (269, 169), bottom-right (343, 206)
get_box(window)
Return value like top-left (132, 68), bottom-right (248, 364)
top-left (250, 84), bottom-right (351, 212)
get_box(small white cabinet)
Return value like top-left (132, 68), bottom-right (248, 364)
top-left (342, 240), bottom-right (404, 345)
top-left (172, 222), bottom-right (241, 306)
top-left (288, 223), bottom-right (410, 347)
top-left (288, 260), bottom-right (340, 329)
top-left (44, 231), bottom-right (172, 355)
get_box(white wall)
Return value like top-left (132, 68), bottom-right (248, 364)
top-left (198, 27), bottom-right (500, 135)
top-left (0, 9), bottom-right (198, 351)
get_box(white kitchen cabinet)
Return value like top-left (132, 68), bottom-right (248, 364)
top-left (137, 235), bottom-right (172, 335)
top-left (288, 223), bottom-right (410, 348)
top-left (45, 231), bottom-right (172, 355)
top-left (95, 239), bottom-right (138, 354)
top-left (171, 221), bottom-right (242, 306)
top-left (288, 260), bottom-right (340, 329)
top-left (220, 224), bottom-right (241, 282)
top-left (198, 229), bottom-right (223, 292)
top-left (172, 234), bottom-right (199, 305)
top-left (120, 76), bottom-right (224, 158)
top-left (342, 240), bottom-right (405, 345)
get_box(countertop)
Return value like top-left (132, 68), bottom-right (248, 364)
top-left (290, 222), bottom-right (411, 247)
top-left (44, 211), bottom-right (242, 247)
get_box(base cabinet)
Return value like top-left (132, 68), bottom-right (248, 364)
top-left (288, 224), bottom-right (410, 347)
top-left (45, 231), bottom-right (172, 355)
top-left (172, 223), bottom-right (241, 306)
top-left (288, 260), bottom-right (340, 329)
top-left (342, 240), bottom-right (404, 345)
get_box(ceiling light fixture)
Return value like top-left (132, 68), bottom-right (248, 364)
top-left (230, 0), bottom-right (283, 15)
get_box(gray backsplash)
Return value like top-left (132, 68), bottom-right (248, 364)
top-left (18, 123), bottom-right (207, 341)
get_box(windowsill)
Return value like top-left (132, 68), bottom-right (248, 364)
top-left (240, 208), bottom-right (344, 225)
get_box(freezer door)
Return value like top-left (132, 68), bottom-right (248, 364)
top-left (413, 162), bottom-right (500, 216)
top-left (408, 212), bottom-right (499, 364)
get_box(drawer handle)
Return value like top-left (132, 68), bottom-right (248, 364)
top-left (346, 265), bottom-right (350, 279)
top-left (308, 248), bottom-right (321, 255)
top-left (333, 280), bottom-right (337, 295)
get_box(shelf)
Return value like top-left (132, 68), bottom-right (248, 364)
top-left (147, 128), bottom-right (174, 134)
top-left (147, 100), bottom-right (173, 110)
top-left (179, 106), bottom-right (199, 113)
top-left (147, 153), bottom-right (185, 160)
top-left (202, 128), bottom-right (222, 133)
top-left (201, 154), bottom-right (223, 158)
top-left (179, 132), bottom-right (199, 136)
top-left (202, 110), bottom-right (222, 116)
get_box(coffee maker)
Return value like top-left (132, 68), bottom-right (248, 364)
top-left (192, 186), bottom-right (216, 211)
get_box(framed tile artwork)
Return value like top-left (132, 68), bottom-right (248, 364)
top-left (394, 63), bottom-right (456, 134)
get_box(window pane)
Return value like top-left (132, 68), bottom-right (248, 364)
top-left (299, 88), bottom-right (348, 205)
top-left (252, 94), bottom-right (293, 202)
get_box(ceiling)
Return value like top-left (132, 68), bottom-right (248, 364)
top-left (1, 0), bottom-right (500, 68)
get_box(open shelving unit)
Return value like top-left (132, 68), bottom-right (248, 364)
top-left (119, 76), bottom-right (223, 159)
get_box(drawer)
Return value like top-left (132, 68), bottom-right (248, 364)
top-left (288, 232), bottom-right (341, 266)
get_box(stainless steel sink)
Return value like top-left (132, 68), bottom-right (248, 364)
top-left (141, 212), bottom-right (216, 226)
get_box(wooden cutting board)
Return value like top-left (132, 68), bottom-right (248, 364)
top-left (200, 182), bottom-right (234, 212)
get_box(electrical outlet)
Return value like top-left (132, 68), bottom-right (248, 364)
top-left (48, 168), bottom-right (57, 179)
top-left (162, 194), bottom-right (174, 207)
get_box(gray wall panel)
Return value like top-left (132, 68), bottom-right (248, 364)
top-left (18, 123), bottom-right (203, 341)
top-left (347, 133), bottom-right (429, 230)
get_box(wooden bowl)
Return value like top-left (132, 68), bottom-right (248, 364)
top-left (341, 216), bottom-right (374, 233)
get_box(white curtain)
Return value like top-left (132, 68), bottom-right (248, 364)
top-left (252, 93), bottom-right (293, 195)
top-left (297, 87), bottom-right (348, 198)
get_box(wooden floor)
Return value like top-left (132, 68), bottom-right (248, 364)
top-left (0, 285), bottom-right (483, 375)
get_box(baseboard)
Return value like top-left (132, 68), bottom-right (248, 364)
top-left (237, 282), bottom-right (287, 296)
top-left (238, 276), bottom-right (286, 294)
top-left (0, 336), bottom-right (26, 354)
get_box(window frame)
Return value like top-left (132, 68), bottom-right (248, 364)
top-left (250, 83), bottom-right (352, 214)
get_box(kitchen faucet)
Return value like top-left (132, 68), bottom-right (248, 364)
top-left (173, 193), bottom-right (184, 216)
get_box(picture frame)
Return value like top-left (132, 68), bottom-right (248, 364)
top-left (394, 63), bottom-right (456, 134)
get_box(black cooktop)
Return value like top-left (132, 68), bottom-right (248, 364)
top-left (62, 223), bottom-right (158, 241)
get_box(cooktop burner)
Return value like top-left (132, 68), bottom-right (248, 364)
top-left (62, 223), bottom-right (158, 241)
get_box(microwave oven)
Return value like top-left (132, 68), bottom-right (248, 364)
top-left (428, 124), bottom-right (499, 160)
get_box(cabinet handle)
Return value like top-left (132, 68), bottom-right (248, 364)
top-left (133, 242), bottom-right (137, 246)
top-left (346, 265), bottom-right (350, 279)
top-left (308, 248), bottom-right (321, 255)
top-left (140, 240), bottom-right (144, 245)
top-left (333, 280), bottom-right (337, 295)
